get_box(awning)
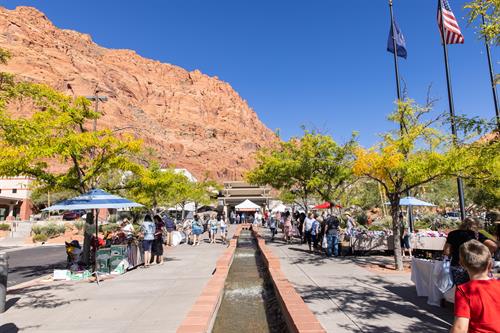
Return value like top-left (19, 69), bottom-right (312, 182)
top-left (384, 196), bottom-right (436, 207)
top-left (235, 199), bottom-right (261, 211)
top-left (43, 189), bottom-right (143, 211)
top-left (313, 202), bottom-right (341, 210)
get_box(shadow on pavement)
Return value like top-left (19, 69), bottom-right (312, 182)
top-left (8, 262), bottom-right (66, 287)
top-left (7, 283), bottom-right (87, 310)
top-left (296, 275), bottom-right (452, 333)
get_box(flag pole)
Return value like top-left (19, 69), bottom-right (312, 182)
top-left (438, 0), bottom-right (466, 221)
top-left (389, 0), bottom-right (413, 231)
top-left (389, 0), bottom-right (402, 103)
top-left (482, 14), bottom-right (500, 130)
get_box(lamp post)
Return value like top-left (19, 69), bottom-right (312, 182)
top-left (86, 88), bottom-right (108, 132)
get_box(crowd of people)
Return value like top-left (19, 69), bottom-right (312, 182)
top-left (255, 210), bottom-right (356, 257)
top-left (115, 209), bottom-right (500, 332)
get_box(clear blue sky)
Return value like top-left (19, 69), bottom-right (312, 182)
top-left (3, 0), bottom-right (498, 146)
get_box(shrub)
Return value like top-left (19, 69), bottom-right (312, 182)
top-left (0, 223), bottom-right (10, 231)
top-left (100, 223), bottom-right (120, 234)
top-left (107, 214), bottom-right (118, 223)
top-left (356, 212), bottom-right (368, 226)
top-left (31, 223), bottom-right (66, 239)
top-left (32, 233), bottom-right (48, 242)
top-left (368, 224), bottom-right (385, 231)
top-left (73, 221), bottom-right (85, 232)
top-left (31, 225), bottom-right (43, 235)
top-left (414, 220), bottom-right (431, 231)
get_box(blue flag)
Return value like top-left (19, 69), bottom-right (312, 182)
top-left (387, 19), bottom-right (407, 59)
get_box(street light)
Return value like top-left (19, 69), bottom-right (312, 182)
top-left (86, 89), bottom-right (108, 132)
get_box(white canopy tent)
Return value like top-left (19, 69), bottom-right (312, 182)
top-left (271, 203), bottom-right (287, 213)
top-left (235, 199), bottom-right (261, 212)
top-left (168, 202), bottom-right (196, 212)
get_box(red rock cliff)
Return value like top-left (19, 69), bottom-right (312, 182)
top-left (0, 6), bottom-right (277, 181)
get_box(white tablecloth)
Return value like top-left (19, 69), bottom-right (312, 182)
top-left (412, 236), bottom-right (446, 251)
top-left (411, 258), bottom-right (455, 306)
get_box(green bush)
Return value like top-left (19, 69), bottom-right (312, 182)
top-left (368, 224), bottom-right (385, 231)
top-left (107, 214), bottom-right (118, 223)
top-left (0, 223), bottom-right (10, 231)
top-left (32, 233), bottom-right (48, 242)
top-left (32, 223), bottom-right (66, 239)
top-left (356, 212), bottom-right (368, 226)
top-left (73, 221), bottom-right (85, 232)
top-left (100, 223), bottom-right (120, 234)
top-left (414, 220), bottom-right (431, 231)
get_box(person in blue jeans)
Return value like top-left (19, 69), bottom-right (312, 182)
top-left (325, 215), bottom-right (340, 257)
top-left (141, 214), bottom-right (156, 267)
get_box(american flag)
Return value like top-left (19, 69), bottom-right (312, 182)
top-left (437, 0), bottom-right (464, 44)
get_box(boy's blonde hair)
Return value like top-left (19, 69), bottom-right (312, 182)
top-left (459, 240), bottom-right (491, 274)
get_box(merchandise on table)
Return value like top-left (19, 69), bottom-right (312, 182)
top-left (53, 269), bottom-right (92, 281)
top-left (412, 230), bottom-right (447, 251)
top-left (110, 245), bottom-right (127, 256)
top-left (350, 228), bottom-right (394, 251)
top-left (110, 257), bottom-right (129, 275)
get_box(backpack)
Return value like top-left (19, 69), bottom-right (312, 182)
top-left (164, 217), bottom-right (176, 231)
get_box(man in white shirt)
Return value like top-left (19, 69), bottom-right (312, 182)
top-left (303, 213), bottom-right (316, 251)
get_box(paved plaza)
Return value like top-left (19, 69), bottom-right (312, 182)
top-left (0, 227), bottom-right (455, 333)
top-left (267, 239), bottom-right (453, 332)
top-left (0, 228), bottom-right (235, 333)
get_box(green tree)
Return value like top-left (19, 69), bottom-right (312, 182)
top-left (247, 131), bottom-right (356, 212)
top-left (342, 179), bottom-right (384, 211)
top-left (30, 185), bottom-right (78, 211)
top-left (353, 99), bottom-right (497, 270)
top-left (128, 163), bottom-right (186, 211)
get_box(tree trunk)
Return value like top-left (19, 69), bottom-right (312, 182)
top-left (81, 210), bottom-right (94, 267)
top-left (390, 196), bottom-right (404, 271)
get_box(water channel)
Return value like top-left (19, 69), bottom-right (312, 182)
top-left (212, 230), bottom-right (288, 333)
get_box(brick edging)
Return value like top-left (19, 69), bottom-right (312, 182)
top-left (252, 227), bottom-right (326, 333)
top-left (176, 224), bottom-right (245, 333)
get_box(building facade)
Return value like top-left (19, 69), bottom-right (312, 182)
top-left (0, 177), bottom-right (34, 221)
top-left (218, 181), bottom-right (272, 217)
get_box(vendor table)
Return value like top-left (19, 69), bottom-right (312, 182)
top-left (412, 236), bottom-right (446, 251)
top-left (411, 257), bottom-right (454, 306)
top-left (352, 235), bottom-right (394, 252)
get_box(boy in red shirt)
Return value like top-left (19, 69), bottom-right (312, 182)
top-left (450, 240), bottom-right (500, 333)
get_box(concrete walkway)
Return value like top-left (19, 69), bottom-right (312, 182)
top-left (0, 226), bottom-right (235, 333)
top-left (267, 238), bottom-right (454, 333)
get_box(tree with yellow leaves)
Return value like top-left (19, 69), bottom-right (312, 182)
top-left (353, 99), bottom-right (498, 270)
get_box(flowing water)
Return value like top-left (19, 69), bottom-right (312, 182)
top-left (212, 230), bottom-right (288, 333)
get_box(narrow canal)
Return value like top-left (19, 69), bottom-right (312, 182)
top-left (212, 230), bottom-right (288, 333)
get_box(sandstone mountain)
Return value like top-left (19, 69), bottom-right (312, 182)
top-left (0, 6), bottom-right (277, 181)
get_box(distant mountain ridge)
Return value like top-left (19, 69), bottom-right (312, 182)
top-left (0, 6), bottom-right (277, 180)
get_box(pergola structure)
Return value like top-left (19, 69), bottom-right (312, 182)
top-left (218, 181), bottom-right (273, 217)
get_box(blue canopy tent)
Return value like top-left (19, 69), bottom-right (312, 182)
top-left (398, 197), bottom-right (436, 207)
top-left (43, 189), bottom-right (143, 211)
top-left (385, 196), bottom-right (436, 232)
top-left (43, 189), bottom-right (143, 270)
